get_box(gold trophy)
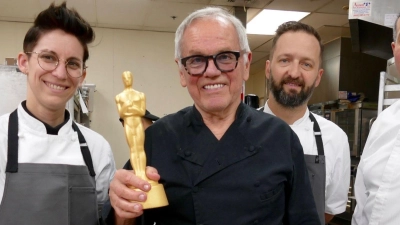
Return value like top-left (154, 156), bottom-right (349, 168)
top-left (115, 71), bottom-right (168, 209)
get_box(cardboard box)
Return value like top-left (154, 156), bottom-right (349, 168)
top-left (5, 58), bottom-right (17, 66)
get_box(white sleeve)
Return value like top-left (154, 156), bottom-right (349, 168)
top-left (325, 131), bottom-right (350, 214)
top-left (95, 140), bottom-right (116, 204)
top-left (0, 135), bottom-right (6, 205)
top-left (351, 120), bottom-right (378, 225)
top-left (0, 114), bottom-right (9, 204)
top-left (352, 159), bottom-right (367, 225)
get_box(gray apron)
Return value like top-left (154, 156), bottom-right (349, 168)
top-left (0, 109), bottom-right (99, 225)
top-left (304, 113), bottom-right (326, 225)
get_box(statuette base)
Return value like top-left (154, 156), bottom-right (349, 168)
top-left (133, 181), bottom-right (168, 209)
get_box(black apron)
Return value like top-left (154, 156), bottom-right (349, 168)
top-left (304, 113), bottom-right (326, 225)
top-left (0, 109), bottom-right (99, 225)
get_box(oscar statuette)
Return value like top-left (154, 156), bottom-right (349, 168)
top-left (115, 71), bottom-right (168, 209)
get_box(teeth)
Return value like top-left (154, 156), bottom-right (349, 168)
top-left (204, 84), bottom-right (224, 89)
top-left (286, 82), bottom-right (300, 87)
top-left (46, 82), bottom-right (66, 90)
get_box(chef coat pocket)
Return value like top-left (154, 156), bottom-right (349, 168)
top-left (260, 183), bottom-right (284, 202)
top-left (69, 187), bottom-right (98, 225)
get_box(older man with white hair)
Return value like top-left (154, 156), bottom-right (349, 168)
top-left (105, 6), bottom-right (320, 225)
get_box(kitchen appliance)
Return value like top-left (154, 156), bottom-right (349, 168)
top-left (349, 0), bottom-right (400, 60)
top-left (331, 105), bottom-right (377, 157)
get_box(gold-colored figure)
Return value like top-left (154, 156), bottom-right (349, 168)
top-left (115, 71), bottom-right (168, 209)
top-left (116, 71), bottom-right (146, 178)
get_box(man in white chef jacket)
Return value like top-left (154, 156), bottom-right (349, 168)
top-left (261, 21), bottom-right (351, 224)
top-left (352, 14), bottom-right (400, 225)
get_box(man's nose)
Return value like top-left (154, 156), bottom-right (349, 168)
top-left (204, 58), bottom-right (221, 77)
top-left (288, 63), bottom-right (301, 78)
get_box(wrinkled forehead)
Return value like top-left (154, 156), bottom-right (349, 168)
top-left (181, 18), bottom-right (239, 53)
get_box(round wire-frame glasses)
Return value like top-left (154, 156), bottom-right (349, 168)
top-left (25, 51), bottom-right (86, 78)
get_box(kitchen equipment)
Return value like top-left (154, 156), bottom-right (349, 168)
top-left (331, 106), bottom-right (377, 157)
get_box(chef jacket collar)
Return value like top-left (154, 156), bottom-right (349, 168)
top-left (263, 100), bottom-right (311, 126)
top-left (21, 100), bottom-right (70, 135)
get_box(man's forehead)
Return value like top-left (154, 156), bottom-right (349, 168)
top-left (180, 20), bottom-right (240, 55)
top-left (274, 32), bottom-right (320, 52)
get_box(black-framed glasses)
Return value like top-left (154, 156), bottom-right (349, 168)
top-left (180, 51), bottom-right (241, 76)
top-left (25, 51), bottom-right (86, 78)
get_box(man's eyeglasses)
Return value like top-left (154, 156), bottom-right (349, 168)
top-left (25, 51), bottom-right (86, 78)
top-left (180, 51), bottom-right (241, 76)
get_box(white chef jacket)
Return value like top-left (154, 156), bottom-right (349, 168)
top-left (0, 103), bottom-right (116, 204)
top-left (352, 100), bottom-right (400, 225)
top-left (264, 103), bottom-right (350, 215)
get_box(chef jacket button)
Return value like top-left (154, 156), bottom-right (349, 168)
top-left (254, 181), bottom-right (260, 187)
top-left (247, 117), bottom-right (251, 122)
top-left (71, 136), bottom-right (76, 141)
top-left (19, 133), bottom-right (24, 138)
top-left (193, 187), bottom-right (199, 193)
top-left (249, 146), bottom-right (255, 152)
top-left (305, 127), bottom-right (310, 131)
top-left (184, 151), bottom-right (192, 157)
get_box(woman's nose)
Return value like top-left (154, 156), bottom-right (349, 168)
top-left (51, 61), bottom-right (68, 79)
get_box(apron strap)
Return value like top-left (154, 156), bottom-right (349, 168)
top-left (6, 108), bottom-right (96, 177)
top-left (6, 109), bottom-right (19, 172)
top-left (309, 112), bottom-right (325, 156)
top-left (72, 122), bottom-right (96, 177)
top-left (72, 121), bottom-right (96, 177)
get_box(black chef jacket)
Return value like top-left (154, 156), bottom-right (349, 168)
top-left (139, 103), bottom-right (319, 225)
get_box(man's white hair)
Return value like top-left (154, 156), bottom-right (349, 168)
top-left (174, 6), bottom-right (250, 64)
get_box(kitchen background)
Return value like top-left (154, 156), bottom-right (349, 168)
top-left (0, 1), bottom-right (399, 224)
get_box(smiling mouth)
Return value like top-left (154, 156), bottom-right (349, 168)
top-left (282, 77), bottom-right (304, 88)
top-left (204, 84), bottom-right (225, 90)
top-left (45, 81), bottom-right (67, 90)
top-left (285, 82), bottom-right (301, 87)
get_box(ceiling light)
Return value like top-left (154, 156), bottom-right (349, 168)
top-left (247, 9), bottom-right (310, 35)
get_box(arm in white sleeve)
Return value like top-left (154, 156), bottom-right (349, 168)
top-left (325, 132), bottom-right (350, 215)
top-left (352, 160), bottom-right (367, 225)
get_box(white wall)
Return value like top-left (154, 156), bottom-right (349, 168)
top-left (0, 21), bottom-right (193, 168)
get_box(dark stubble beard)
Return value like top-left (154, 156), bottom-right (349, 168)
top-left (269, 70), bottom-right (316, 108)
